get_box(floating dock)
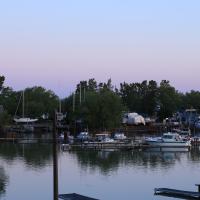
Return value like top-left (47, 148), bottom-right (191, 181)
top-left (154, 187), bottom-right (200, 199)
top-left (74, 141), bottom-right (142, 150)
top-left (59, 193), bottom-right (99, 200)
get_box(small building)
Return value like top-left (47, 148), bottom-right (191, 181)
top-left (177, 109), bottom-right (199, 126)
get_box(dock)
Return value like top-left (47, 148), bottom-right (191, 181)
top-left (154, 187), bottom-right (200, 199)
top-left (0, 137), bottom-right (55, 144)
top-left (74, 141), bottom-right (142, 150)
top-left (59, 193), bottom-right (99, 200)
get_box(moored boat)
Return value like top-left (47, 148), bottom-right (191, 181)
top-left (144, 132), bottom-right (191, 148)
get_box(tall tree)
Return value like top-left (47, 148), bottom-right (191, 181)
top-left (183, 90), bottom-right (200, 110)
top-left (23, 87), bottom-right (59, 118)
top-left (158, 80), bottom-right (181, 119)
top-left (0, 76), bottom-right (5, 92)
top-left (65, 79), bottom-right (124, 130)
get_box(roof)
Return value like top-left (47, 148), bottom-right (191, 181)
top-left (59, 193), bottom-right (99, 200)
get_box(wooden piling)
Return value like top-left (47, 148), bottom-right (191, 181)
top-left (195, 184), bottom-right (200, 192)
top-left (53, 110), bottom-right (58, 200)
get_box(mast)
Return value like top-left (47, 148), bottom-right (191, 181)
top-left (22, 90), bottom-right (25, 118)
top-left (59, 99), bottom-right (61, 113)
top-left (84, 87), bottom-right (85, 102)
top-left (73, 92), bottom-right (75, 112)
top-left (80, 84), bottom-right (82, 105)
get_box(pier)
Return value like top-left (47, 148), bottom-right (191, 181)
top-left (59, 193), bottom-right (99, 200)
top-left (73, 140), bottom-right (142, 150)
top-left (154, 185), bottom-right (200, 199)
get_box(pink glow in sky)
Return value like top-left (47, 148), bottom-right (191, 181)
top-left (0, 1), bottom-right (200, 97)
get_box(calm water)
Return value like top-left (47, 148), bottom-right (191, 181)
top-left (0, 143), bottom-right (200, 200)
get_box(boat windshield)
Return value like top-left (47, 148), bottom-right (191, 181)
top-left (162, 135), bottom-right (174, 139)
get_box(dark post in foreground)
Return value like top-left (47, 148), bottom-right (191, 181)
top-left (195, 184), bottom-right (200, 192)
top-left (53, 110), bottom-right (58, 200)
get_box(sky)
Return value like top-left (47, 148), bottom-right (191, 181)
top-left (0, 0), bottom-right (200, 98)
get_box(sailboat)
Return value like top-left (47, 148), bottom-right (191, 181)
top-left (13, 91), bottom-right (38, 131)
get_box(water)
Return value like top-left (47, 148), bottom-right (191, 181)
top-left (0, 143), bottom-right (200, 200)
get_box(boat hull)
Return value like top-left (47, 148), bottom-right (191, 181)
top-left (14, 118), bottom-right (38, 123)
top-left (146, 141), bottom-right (191, 148)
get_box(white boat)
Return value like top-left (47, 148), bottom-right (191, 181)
top-left (113, 132), bottom-right (127, 140)
top-left (14, 90), bottom-right (38, 124)
top-left (122, 112), bottom-right (145, 125)
top-left (77, 132), bottom-right (90, 141)
top-left (145, 132), bottom-right (191, 148)
top-left (14, 117), bottom-right (38, 123)
top-left (13, 91), bottom-right (38, 132)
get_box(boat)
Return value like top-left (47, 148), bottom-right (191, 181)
top-left (122, 112), bottom-right (145, 125)
top-left (113, 132), bottom-right (127, 140)
top-left (77, 131), bottom-right (90, 141)
top-left (144, 132), bottom-right (191, 148)
top-left (13, 91), bottom-right (38, 132)
top-left (14, 117), bottom-right (38, 123)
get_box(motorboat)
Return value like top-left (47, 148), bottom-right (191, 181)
top-left (113, 132), bottom-right (127, 140)
top-left (144, 132), bottom-right (191, 148)
top-left (14, 117), bottom-right (38, 123)
top-left (77, 132), bottom-right (90, 141)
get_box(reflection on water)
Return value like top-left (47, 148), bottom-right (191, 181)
top-left (0, 143), bottom-right (200, 200)
top-left (0, 143), bottom-right (52, 169)
top-left (0, 166), bottom-right (8, 198)
top-left (69, 149), bottom-right (188, 173)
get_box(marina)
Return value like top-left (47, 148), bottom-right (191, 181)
top-left (1, 0), bottom-right (200, 199)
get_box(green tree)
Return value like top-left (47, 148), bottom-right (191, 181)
top-left (22, 87), bottom-right (59, 118)
top-left (119, 80), bottom-right (159, 115)
top-left (183, 90), bottom-right (200, 110)
top-left (0, 76), bottom-right (5, 92)
top-left (0, 75), bottom-right (14, 126)
top-left (158, 80), bottom-right (181, 119)
top-left (64, 79), bottom-right (124, 130)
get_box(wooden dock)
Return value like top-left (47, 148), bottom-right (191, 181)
top-left (59, 193), bottom-right (99, 200)
top-left (72, 141), bottom-right (143, 150)
top-left (154, 187), bottom-right (200, 199)
top-left (0, 137), bottom-right (55, 144)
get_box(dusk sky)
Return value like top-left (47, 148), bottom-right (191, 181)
top-left (0, 0), bottom-right (200, 97)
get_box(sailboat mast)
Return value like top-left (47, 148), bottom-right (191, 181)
top-left (73, 92), bottom-right (75, 112)
top-left (59, 99), bottom-right (61, 113)
top-left (80, 84), bottom-right (82, 105)
top-left (22, 90), bottom-right (25, 118)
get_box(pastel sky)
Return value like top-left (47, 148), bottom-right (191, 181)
top-left (0, 0), bottom-right (200, 97)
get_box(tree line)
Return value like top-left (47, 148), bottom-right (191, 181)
top-left (0, 75), bottom-right (200, 129)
